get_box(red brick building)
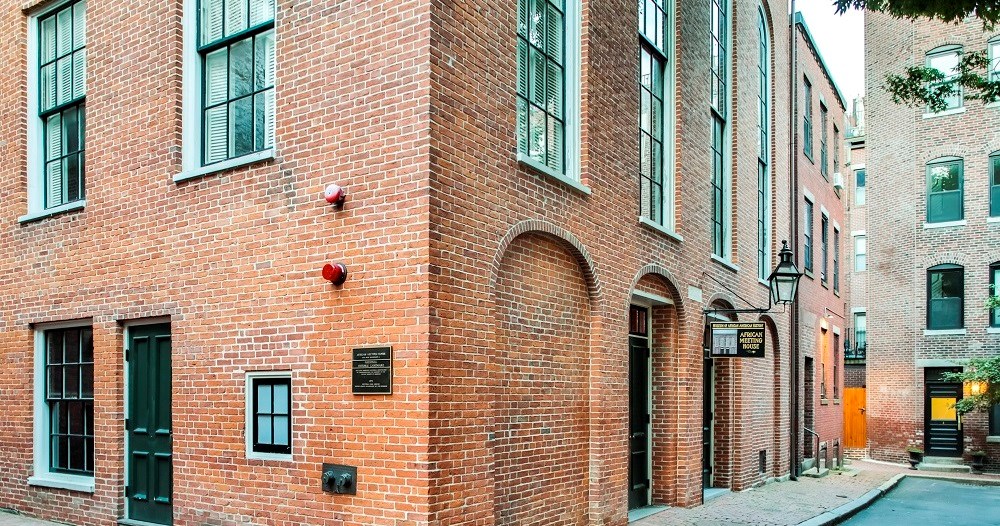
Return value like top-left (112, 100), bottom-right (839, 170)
top-left (793, 13), bottom-right (848, 472)
top-left (0, 0), bottom-right (844, 525)
top-left (864, 11), bottom-right (1000, 470)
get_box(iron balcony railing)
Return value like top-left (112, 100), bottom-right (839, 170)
top-left (844, 327), bottom-right (866, 363)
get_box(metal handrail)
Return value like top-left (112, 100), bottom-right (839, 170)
top-left (803, 427), bottom-right (820, 474)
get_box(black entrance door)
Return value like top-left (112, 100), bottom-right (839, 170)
top-left (702, 357), bottom-right (713, 488)
top-left (628, 336), bottom-right (650, 510)
top-left (127, 324), bottom-right (173, 525)
top-left (925, 370), bottom-right (963, 457)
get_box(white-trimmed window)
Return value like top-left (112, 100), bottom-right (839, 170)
top-left (854, 234), bottom-right (866, 272)
top-left (803, 77), bottom-right (813, 160)
top-left (757, 6), bottom-right (771, 281)
top-left (246, 371), bottom-right (292, 459)
top-left (927, 157), bottom-right (963, 223)
top-left (516, 0), bottom-right (581, 182)
top-left (181, 0), bottom-right (276, 180)
top-left (989, 38), bottom-right (1000, 82)
top-left (30, 323), bottom-right (95, 493)
top-left (638, 0), bottom-right (674, 230)
top-left (803, 198), bottom-right (813, 272)
top-left (820, 103), bottom-right (828, 178)
top-left (25, 0), bottom-right (87, 220)
top-left (926, 45), bottom-right (962, 111)
top-left (854, 168), bottom-right (866, 205)
top-left (710, 0), bottom-right (732, 259)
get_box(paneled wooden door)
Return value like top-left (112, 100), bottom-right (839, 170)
top-left (842, 387), bottom-right (866, 449)
top-left (127, 324), bottom-right (173, 525)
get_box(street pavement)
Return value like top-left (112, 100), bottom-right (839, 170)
top-left (0, 461), bottom-right (997, 526)
top-left (842, 476), bottom-right (1000, 525)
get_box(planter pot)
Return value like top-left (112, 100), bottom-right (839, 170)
top-left (971, 456), bottom-right (986, 473)
top-left (908, 451), bottom-right (923, 470)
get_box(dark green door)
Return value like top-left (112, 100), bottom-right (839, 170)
top-left (127, 324), bottom-right (172, 525)
top-left (628, 335), bottom-right (650, 510)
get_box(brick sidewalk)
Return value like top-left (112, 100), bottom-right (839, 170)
top-left (634, 460), bottom-right (1000, 526)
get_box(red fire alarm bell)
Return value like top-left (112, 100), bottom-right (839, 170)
top-left (324, 184), bottom-right (347, 207)
top-left (322, 263), bottom-right (348, 286)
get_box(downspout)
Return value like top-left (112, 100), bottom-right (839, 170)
top-left (788, 1), bottom-right (800, 481)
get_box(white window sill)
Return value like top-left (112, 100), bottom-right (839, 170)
top-left (28, 473), bottom-right (94, 493)
top-left (923, 329), bottom-right (967, 336)
top-left (18, 200), bottom-right (86, 224)
top-left (923, 219), bottom-right (967, 229)
top-left (987, 327), bottom-right (1000, 334)
top-left (175, 149), bottom-right (275, 183)
top-left (987, 436), bottom-right (1000, 443)
top-left (246, 451), bottom-right (293, 462)
top-left (988, 216), bottom-right (1000, 223)
top-left (922, 107), bottom-right (966, 119)
top-left (986, 101), bottom-right (1000, 109)
top-left (711, 254), bottom-right (739, 272)
top-left (517, 153), bottom-right (590, 196)
top-left (638, 217), bottom-right (683, 242)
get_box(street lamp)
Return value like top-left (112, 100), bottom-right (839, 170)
top-left (768, 240), bottom-right (803, 306)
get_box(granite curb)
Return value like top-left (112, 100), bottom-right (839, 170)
top-left (796, 473), bottom-right (905, 526)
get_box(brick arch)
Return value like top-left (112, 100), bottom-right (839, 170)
top-left (918, 251), bottom-right (968, 269)
top-left (490, 219), bottom-right (603, 310)
top-left (705, 294), bottom-right (739, 321)
top-left (923, 149), bottom-right (969, 163)
top-left (628, 264), bottom-right (685, 313)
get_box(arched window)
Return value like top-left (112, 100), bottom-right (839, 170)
top-left (927, 264), bottom-right (964, 330)
top-left (757, 7), bottom-right (771, 281)
top-left (926, 45), bottom-right (963, 111)
top-left (926, 157), bottom-right (963, 223)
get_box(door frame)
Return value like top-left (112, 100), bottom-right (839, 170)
top-left (923, 368), bottom-right (963, 457)
top-left (627, 304), bottom-right (653, 509)
top-left (123, 317), bottom-right (172, 524)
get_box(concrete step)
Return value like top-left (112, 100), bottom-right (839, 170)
top-left (922, 456), bottom-right (965, 465)
top-left (917, 461), bottom-right (971, 473)
top-left (800, 467), bottom-right (830, 478)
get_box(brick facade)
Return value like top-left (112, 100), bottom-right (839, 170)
top-left (0, 0), bottom-right (847, 524)
top-left (865, 12), bottom-right (1000, 469)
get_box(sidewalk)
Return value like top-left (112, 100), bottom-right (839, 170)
top-left (634, 460), bottom-right (1000, 526)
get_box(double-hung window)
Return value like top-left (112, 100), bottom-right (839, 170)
top-left (926, 157), bottom-right (963, 223)
top-left (990, 152), bottom-right (1000, 218)
top-left (833, 227), bottom-right (840, 293)
top-left (30, 325), bottom-right (95, 492)
top-left (990, 38), bottom-right (1000, 83)
top-left (854, 234), bottom-right (866, 272)
top-left (926, 46), bottom-right (962, 111)
top-left (803, 78), bottom-right (813, 160)
top-left (855, 168), bottom-right (866, 205)
top-left (182, 0), bottom-right (276, 179)
top-left (833, 126), bottom-right (839, 177)
top-left (710, 0), bottom-right (731, 259)
top-left (757, 7), bottom-right (771, 281)
top-left (820, 214), bottom-right (829, 283)
top-left (820, 103), bottom-right (828, 178)
top-left (803, 199), bottom-right (813, 272)
top-left (28, 0), bottom-right (87, 217)
top-left (927, 264), bottom-right (964, 330)
top-left (638, 0), bottom-right (674, 229)
top-left (853, 312), bottom-right (866, 354)
top-left (247, 372), bottom-right (292, 458)
top-left (990, 262), bottom-right (1000, 328)
top-left (517, 0), bottom-right (580, 182)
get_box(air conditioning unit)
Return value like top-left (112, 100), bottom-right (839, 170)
top-left (832, 172), bottom-right (845, 190)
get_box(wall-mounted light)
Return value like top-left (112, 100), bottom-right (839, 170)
top-left (324, 184), bottom-right (347, 208)
top-left (964, 380), bottom-right (988, 397)
top-left (322, 263), bottom-right (348, 286)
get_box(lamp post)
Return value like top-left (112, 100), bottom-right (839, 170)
top-left (703, 240), bottom-right (803, 315)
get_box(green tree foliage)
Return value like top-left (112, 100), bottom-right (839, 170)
top-left (942, 356), bottom-right (1000, 414)
top-left (834, 1), bottom-right (1000, 113)
top-left (835, 0), bottom-right (1000, 27)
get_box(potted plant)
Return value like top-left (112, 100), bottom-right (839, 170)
top-left (969, 450), bottom-right (987, 473)
top-left (906, 446), bottom-right (924, 469)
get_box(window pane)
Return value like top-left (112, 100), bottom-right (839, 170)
top-left (69, 401), bottom-right (84, 435)
top-left (56, 55), bottom-right (74, 106)
top-left (254, 30), bottom-right (275, 90)
top-left (249, 0), bottom-right (275, 26)
top-left (225, 0), bottom-right (249, 37)
top-left (64, 329), bottom-right (80, 363)
top-left (545, 3), bottom-right (563, 64)
top-left (257, 383), bottom-right (272, 413)
top-left (81, 329), bottom-right (93, 363)
top-left (229, 38), bottom-right (253, 99)
top-left (64, 366), bottom-right (79, 399)
top-left (202, 0), bottom-right (225, 46)
top-left (41, 17), bottom-right (56, 64)
top-left (81, 364), bottom-right (93, 399)
top-left (73, 1), bottom-right (86, 47)
top-left (73, 49), bottom-right (86, 99)
top-left (204, 105), bottom-right (228, 164)
top-left (56, 8), bottom-right (73, 56)
top-left (47, 331), bottom-right (64, 364)
top-left (273, 382), bottom-right (289, 414)
top-left (257, 415), bottom-right (272, 444)
top-left (272, 416), bottom-right (289, 445)
top-left (48, 367), bottom-right (63, 399)
top-left (41, 64), bottom-right (56, 112)
top-left (229, 96), bottom-right (254, 158)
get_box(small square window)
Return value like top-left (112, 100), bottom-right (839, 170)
top-left (247, 373), bottom-right (291, 457)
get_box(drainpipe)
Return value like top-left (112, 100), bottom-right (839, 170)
top-left (788, 0), bottom-right (800, 481)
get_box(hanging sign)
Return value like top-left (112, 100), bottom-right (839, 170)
top-left (352, 347), bottom-right (392, 394)
top-left (710, 322), bottom-right (766, 358)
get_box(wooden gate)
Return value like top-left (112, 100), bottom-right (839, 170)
top-left (843, 387), bottom-right (866, 449)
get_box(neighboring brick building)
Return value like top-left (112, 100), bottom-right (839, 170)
top-left (843, 96), bottom-right (867, 458)
top-left (0, 1), bottom-right (845, 526)
top-left (793, 13), bottom-right (848, 470)
top-left (865, 11), bottom-right (1000, 470)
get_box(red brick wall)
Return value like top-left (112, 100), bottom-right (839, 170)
top-left (794, 19), bottom-right (848, 465)
top-left (865, 11), bottom-right (1000, 465)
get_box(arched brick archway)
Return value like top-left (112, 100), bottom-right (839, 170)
top-left (488, 223), bottom-right (600, 526)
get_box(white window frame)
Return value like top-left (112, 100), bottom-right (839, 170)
top-left (21, 0), bottom-right (88, 223)
top-left (178, 0), bottom-right (278, 183)
top-left (245, 370), bottom-right (293, 461)
top-left (710, 0), bottom-right (733, 261)
top-left (854, 233), bottom-right (867, 272)
top-left (515, 0), bottom-right (583, 192)
top-left (29, 319), bottom-right (95, 493)
top-left (926, 45), bottom-right (963, 111)
top-left (757, 5), bottom-right (771, 283)
top-left (990, 38), bottom-right (1000, 83)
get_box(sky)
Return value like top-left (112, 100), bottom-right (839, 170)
top-left (796, 1), bottom-right (866, 103)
